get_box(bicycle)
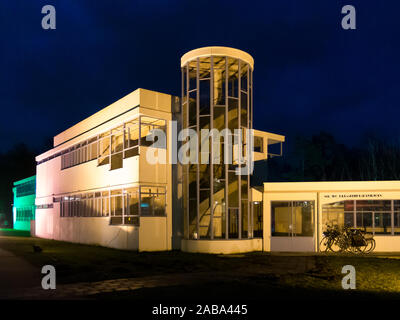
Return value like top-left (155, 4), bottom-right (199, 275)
top-left (357, 229), bottom-right (375, 253)
top-left (339, 226), bottom-right (375, 254)
top-left (320, 225), bottom-right (375, 254)
top-left (319, 224), bottom-right (341, 252)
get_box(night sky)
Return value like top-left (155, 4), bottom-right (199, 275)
top-left (1, 0), bottom-right (399, 153)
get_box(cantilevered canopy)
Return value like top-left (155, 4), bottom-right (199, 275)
top-left (253, 129), bottom-right (285, 160)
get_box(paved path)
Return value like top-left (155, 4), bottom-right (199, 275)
top-left (4, 272), bottom-right (226, 299)
top-left (7, 255), bottom-right (317, 299)
top-left (0, 249), bottom-right (317, 299)
top-left (0, 248), bottom-right (41, 299)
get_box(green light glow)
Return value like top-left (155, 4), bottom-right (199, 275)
top-left (13, 175), bottom-right (36, 231)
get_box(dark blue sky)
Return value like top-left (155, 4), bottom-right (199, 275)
top-left (1, 0), bottom-right (399, 153)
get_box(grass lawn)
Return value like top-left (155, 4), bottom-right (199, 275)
top-left (1, 235), bottom-right (400, 300)
top-left (0, 235), bottom-right (264, 284)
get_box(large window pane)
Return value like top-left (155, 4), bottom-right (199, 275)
top-left (182, 66), bottom-right (187, 104)
top-left (125, 120), bottom-right (139, 149)
top-left (101, 191), bottom-right (109, 216)
top-left (241, 179), bottom-right (248, 199)
top-left (293, 201), bottom-right (314, 237)
top-left (199, 79), bottom-right (210, 115)
top-left (212, 191), bottom-right (225, 239)
top-left (189, 60), bottom-right (197, 90)
top-left (271, 202), bottom-right (290, 236)
top-left (240, 63), bottom-right (248, 92)
top-left (228, 208), bottom-right (239, 239)
top-left (126, 188), bottom-right (139, 216)
top-left (228, 171), bottom-right (238, 208)
top-left (199, 190), bottom-right (210, 239)
top-left (356, 200), bottom-right (391, 212)
top-left (324, 200), bottom-right (394, 235)
top-left (199, 164), bottom-right (210, 189)
top-left (213, 106), bottom-right (225, 132)
top-left (394, 212), bottom-right (400, 235)
top-left (272, 201), bottom-right (314, 237)
top-left (213, 56), bottom-right (226, 106)
top-left (189, 170), bottom-right (197, 199)
top-left (188, 90), bottom-right (197, 127)
top-left (98, 133), bottom-right (110, 166)
top-left (189, 199), bottom-right (197, 239)
top-left (374, 212), bottom-right (391, 234)
top-left (253, 202), bottom-right (263, 238)
top-left (227, 58), bottom-right (238, 97)
top-left (199, 57), bottom-right (211, 79)
top-left (344, 212), bottom-right (354, 227)
top-left (111, 126), bottom-right (124, 153)
top-left (89, 141), bottom-right (97, 160)
top-left (240, 91), bottom-right (248, 127)
top-left (153, 193), bottom-right (165, 216)
top-left (111, 191), bottom-right (123, 217)
top-left (241, 201), bottom-right (248, 238)
top-left (249, 70), bottom-right (253, 128)
top-left (356, 212), bottom-right (373, 234)
top-left (140, 193), bottom-right (152, 216)
top-left (228, 98), bottom-right (238, 131)
top-left (322, 201), bottom-right (345, 228)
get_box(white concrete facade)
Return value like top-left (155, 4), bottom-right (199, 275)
top-left (263, 181), bottom-right (400, 252)
top-left (35, 88), bottom-right (177, 251)
top-left (182, 239), bottom-right (262, 254)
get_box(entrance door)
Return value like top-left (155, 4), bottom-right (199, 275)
top-left (271, 201), bottom-right (315, 252)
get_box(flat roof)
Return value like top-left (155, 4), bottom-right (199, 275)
top-left (264, 181), bottom-right (400, 193)
top-left (181, 46), bottom-right (254, 70)
top-left (36, 88), bottom-right (176, 162)
top-left (13, 175), bottom-right (36, 186)
top-left (53, 88), bottom-right (139, 148)
top-left (53, 88), bottom-right (174, 148)
top-left (253, 129), bottom-right (285, 144)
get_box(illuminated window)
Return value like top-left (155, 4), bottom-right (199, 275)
top-left (59, 185), bottom-right (166, 225)
top-left (323, 200), bottom-right (397, 235)
top-left (60, 116), bottom-right (166, 170)
top-left (271, 201), bottom-right (314, 237)
top-left (16, 181), bottom-right (35, 197)
top-left (124, 119), bottom-right (139, 158)
top-left (140, 117), bottom-right (166, 148)
top-left (16, 207), bottom-right (35, 221)
top-left (140, 186), bottom-right (166, 217)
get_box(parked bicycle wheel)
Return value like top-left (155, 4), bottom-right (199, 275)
top-left (336, 232), bottom-right (351, 252)
top-left (355, 242), bottom-right (368, 253)
top-left (319, 236), bottom-right (331, 252)
top-left (362, 238), bottom-right (376, 253)
top-left (348, 245), bottom-right (360, 254)
top-left (331, 234), bottom-right (347, 252)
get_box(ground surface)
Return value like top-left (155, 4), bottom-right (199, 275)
top-left (0, 232), bottom-right (400, 301)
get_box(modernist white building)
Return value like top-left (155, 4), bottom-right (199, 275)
top-left (36, 89), bottom-right (178, 251)
top-left (34, 46), bottom-right (400, 253)
top-left (35, 47), bottom-right (285, 253)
